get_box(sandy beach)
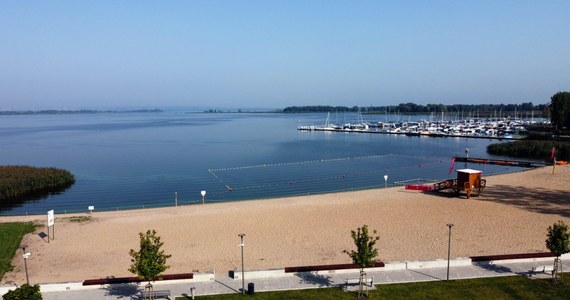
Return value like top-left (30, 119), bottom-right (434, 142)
top-left (1, 165), bottom-right (569, 284)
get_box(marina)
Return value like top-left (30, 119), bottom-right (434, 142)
top-left (297, 112), bottom-right (543, 140)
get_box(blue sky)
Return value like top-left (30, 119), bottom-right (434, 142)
top-left (1, 1), bottom-right (569, 110)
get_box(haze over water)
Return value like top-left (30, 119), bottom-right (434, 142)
top-left (0, 111), bottom-right (526, 215)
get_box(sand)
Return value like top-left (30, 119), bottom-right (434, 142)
top-left (1, 165), bottom-right (569, 284)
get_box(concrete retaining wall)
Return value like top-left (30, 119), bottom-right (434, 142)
top-left (231, 269), bottom-right (291, 280)
top-left (39, 281), bottom-right (103, 293)
top-left (405, 258), bottom-right (472, 269)
top-left (0, 284), bottom-right (19, 295)
top-left (190, 272), bottom-right (216, 282)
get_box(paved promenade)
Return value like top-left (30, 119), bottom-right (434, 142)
top-left (35, 258), bottom-right (560, 300)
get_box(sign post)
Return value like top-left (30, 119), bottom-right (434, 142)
top-left (47, 210), bottom-right (55, 243)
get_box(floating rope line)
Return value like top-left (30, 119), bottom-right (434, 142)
top-left (208, 154), bottom-right (395, 173)
top-left (208, 169), bottom-right (219, 179)
top-left (207, 155), bottom-right (451, 193)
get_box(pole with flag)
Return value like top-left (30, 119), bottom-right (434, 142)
top-left (448, 157), bottom-right (456, 177)
top-left (550, 147), bottom-right (556, 175)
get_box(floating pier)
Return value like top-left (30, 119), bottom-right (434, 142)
top-left (453, 156), bottom-right (546, 168)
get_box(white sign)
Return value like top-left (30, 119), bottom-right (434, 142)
top-left (47, 210), bottom-right (55, 226)
top-left (88, 206), bottom-right (94, 211)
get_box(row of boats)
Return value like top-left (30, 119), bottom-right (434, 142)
top-left (297, 114), bottom-right (542, 139)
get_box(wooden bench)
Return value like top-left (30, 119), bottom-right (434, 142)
top-left (142, 289), bottom-right (171, 299)
top-left (530, 265), bottom-right (554, 276)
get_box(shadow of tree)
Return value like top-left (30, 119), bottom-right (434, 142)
top-left (430, 183), bottom-right (569, 218)
top-left (473, 262), bottom-right (512, 274)
top-left (478, 184), bottom-right (570, 218)
top-left (104, 283), bottom-right (141, 299)
top-left (295, 272), bottom-right (333, 287)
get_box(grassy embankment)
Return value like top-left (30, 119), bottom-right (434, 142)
top-left (183, 273), bottom-right (569, 299)
top-left (0, 222), bottom-right (36, 281)
top-left (0, 166), bottom-right (75, 205)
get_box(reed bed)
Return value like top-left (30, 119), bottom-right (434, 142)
top-left (0, 166), bottom-right (75, 202)
top-left (487, 140), bottom-right (569, 161)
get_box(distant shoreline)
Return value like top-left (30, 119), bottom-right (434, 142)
top-left (0, 109), bottom-right (163, 116)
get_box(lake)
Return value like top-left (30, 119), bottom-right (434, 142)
top-left (0, 111), bottom-right (525, 215)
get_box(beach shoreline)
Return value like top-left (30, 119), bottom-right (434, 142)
top-left (1, 165), bottom-right (569, 284)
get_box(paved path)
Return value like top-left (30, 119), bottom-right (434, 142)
top-left (39, 259), bottom-right (558, 300)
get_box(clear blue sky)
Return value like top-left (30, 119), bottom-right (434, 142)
top-left (1, 1), bottom-right (569, 110)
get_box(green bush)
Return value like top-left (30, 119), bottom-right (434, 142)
top-left (2, 284), bottom-right (42, 300)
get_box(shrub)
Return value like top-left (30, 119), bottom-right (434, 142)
top-left (2, 284), bottom-right (42, 300)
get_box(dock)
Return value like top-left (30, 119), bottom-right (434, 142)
top-left (297, 126), bottom-right (524, 140)
top-left (453, 156), bottom-right (546, 168)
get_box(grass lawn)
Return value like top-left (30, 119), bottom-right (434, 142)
top-left (178, 273), bottom-right (569, 300)
top-left (0, 222), bottom-right (36, 280)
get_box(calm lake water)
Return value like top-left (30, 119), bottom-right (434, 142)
top-left (0, 111), bottom-right (525, 215)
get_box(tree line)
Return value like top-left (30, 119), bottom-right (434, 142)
top-left (283, 102), bottom-right (548, 116)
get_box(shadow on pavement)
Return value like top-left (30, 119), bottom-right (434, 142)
top-left (214, 280), bottom-right (239, 294)
top-left (104, 283), bottom-right (141, 299)
top-left (473, 262), bottom-right (512, 274)
top-left (407, 269), bottom-right (442, 281)
top-left (295, 272), bottom-right (333, 287)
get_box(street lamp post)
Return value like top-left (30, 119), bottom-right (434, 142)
top-left (446, 224), bottom-right (454, 281)
top-left (384, 174), bottom-right (388, 189)
top-left (238, 233), bottom-right (246, 295)
top-left (20, 245), bottom-right (30, 285)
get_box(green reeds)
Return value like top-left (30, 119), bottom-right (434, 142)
top-left (487, 141), bottom-right (569, 161)
top-left (0, 166), bottom-right (75, 202)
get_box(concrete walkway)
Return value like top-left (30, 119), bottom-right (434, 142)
top-left (35, 257), bottom-right (562, 300)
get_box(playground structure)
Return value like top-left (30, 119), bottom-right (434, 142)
top-left (406, 168), bottom-right (486, 198)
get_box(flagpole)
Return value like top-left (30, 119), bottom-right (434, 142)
top-left (551, 147), bottom-right (556, 175)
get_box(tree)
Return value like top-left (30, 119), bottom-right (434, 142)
top-left (550, 91), bottom-right (570, 130)
top-left (343, 225), bottom-right (380, 298)
top-left (2, 284), bottom-right (42, 300)
top-left (129, 229), bottom-right (171, 294)
top-left (545, 221), bottom-right (570, 283)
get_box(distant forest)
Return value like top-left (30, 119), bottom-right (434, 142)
top-left (283, 102), bottom-right (549, 117)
